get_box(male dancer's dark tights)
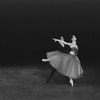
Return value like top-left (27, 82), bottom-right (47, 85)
top-left (46, 68), bottom-right (70, 84)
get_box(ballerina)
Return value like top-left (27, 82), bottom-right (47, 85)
top-left (42, 35), bottom-right (83, 87)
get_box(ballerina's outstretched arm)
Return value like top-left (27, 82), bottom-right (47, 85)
top-left (63, 41), bottom-right (71, 46)
top-left (52, 37), bottom-right (71, 47)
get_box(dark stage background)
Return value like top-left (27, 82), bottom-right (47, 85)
top-left (0, 0), bottom-right (100, 66)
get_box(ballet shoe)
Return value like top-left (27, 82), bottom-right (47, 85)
top-left (69, 79), bottom-right (74, 87)
top-left (42, 59), bottom-right (47, 62)
top-left (42, 59), bottom-right (49, 62)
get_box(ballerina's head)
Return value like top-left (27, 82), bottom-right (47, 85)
top-left (60, 36), bottom-right (64, 40)
top-left (71, 35), bottom-right (77, 41)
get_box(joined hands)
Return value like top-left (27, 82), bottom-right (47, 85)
top-left (52, 37), bottom-right (65, 47)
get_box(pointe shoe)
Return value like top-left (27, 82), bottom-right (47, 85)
top-left (69, 79), bottom-right (74, 87)
top-left (42, 59), bottom-right (48, 62)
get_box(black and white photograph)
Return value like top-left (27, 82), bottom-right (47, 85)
top-left (0, 0), bottom-right (100, 100)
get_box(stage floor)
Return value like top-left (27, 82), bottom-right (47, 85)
top-left (0, 64), bottom-right (99, 100)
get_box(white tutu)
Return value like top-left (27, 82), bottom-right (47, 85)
top-left (46, 51), bottom-right (83, 79)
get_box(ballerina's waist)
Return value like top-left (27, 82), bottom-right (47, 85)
top-left (70, 51), bottom-right (76, 55)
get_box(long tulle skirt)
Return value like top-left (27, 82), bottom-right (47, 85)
top-left (46, 51), bottom-right (83, 79)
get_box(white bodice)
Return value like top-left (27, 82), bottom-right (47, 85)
top-left (70, 41), bottom-right (78, 55)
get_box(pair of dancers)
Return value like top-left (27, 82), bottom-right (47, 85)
top-left (42, 35), bottom-right (83, 87)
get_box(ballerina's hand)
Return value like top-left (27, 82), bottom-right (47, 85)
top-left (52, 38), bottom-right (57, 42)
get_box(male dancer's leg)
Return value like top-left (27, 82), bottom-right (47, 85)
top-left (42, 58), bottom-right (56, 84)
top-left (64, 76), bottom-right (70, 84)
top-left (46, 68), bottom-right (56, 84)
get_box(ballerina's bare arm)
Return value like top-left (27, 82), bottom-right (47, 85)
top-left (52, 38), bottom-right (61, 42)
top-left (52, 37), bottom-right (78, 48)
top-left (52, 37), bottom-right (72, 47)
top-left (52, 37), bottom-right (66, 43)
top-left (63, 41), bottom-right (72, 46)
top-left (52, 38), bottom-right (65, 47)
